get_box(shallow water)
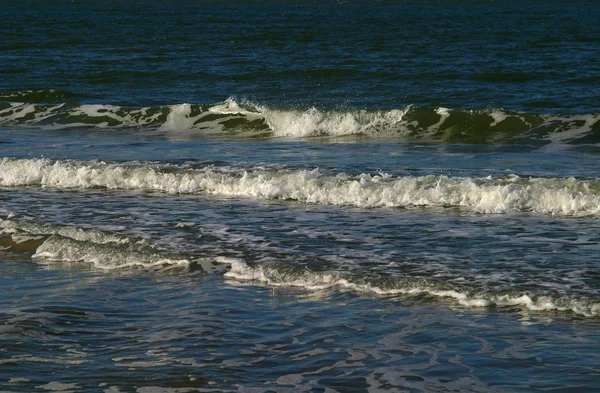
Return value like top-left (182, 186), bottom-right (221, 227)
top-left (3, 258), bottom-right (600, 392)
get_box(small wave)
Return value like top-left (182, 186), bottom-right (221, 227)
top-left (1, 217), bottom-right (132, 246)
top-left (0, 217), bottom-right (225, 272)
top-left (224, 259), bottom-right (600, 317)
top-left (33, 235), bottom-right (191, 270)
top-left (2, 158), bottom-right (600, 216)
top-left (1, 94), bottom-right (600, 144)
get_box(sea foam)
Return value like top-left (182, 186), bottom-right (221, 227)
top-left (224, 259), bottom-right (600, 317)
top-left (2, 158), bottom-right (600, 216)
top-left (32, 235), bottom-right (191, 270)
top-left (2, 96), bottom-right (599, 144)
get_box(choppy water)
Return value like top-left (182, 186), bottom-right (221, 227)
top-left (2, 1), bottom-right (600, 392)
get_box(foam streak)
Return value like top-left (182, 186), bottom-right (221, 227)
top-left (1, 158), bottom-right (600, 216)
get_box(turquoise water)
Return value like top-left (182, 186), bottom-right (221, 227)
top-left (2, 1), bottom-right (600, 392)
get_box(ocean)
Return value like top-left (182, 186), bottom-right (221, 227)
top-left (1, 1), bottom-right (600, 392)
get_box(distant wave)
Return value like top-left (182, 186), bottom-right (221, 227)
top-left (2, 157), bottom-right (600, 216)
top-left (1, 91), bottom-right (599, 146)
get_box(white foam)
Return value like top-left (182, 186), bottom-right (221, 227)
top-left (76, 104), bottom-right (122, 117)
top-left (0, 98), bottom-right (430, 138)
top-left (0, 102), bottom-right (43, 124)
top-left (36, 382), bottom-right (81, 391)
top-left (489, 110), bottom-right (509, 127)
top-left (10, 103), bottom-right (36, 119)
top-left (264, 107), bottom-right (325, 137)
top-left (538, 113), bottom-right (600, 152)
top-left (0, 355), bottom-right (87, 365)
top-left (261, 105), bottom-right (411, 138)
top-left (2, 158), bottom-right (600, 216)
top-left (159, 100), bottom-right (265, 134)
top-left (8, 377), bottom-right (31, 384)
top-left (158, 103), bottom-right (195, 131)
top-left (2, 96), bottom-right (600, 145)
top-left (0, 101), bottom-right (167, 130)
top-left (30, 103), bottom-right (66, 124)
top-left (32, 235), bottom-right (190, 270)
top-left (208, 97), bottom-right (258, 115)
top-left (64, 104), bottom-right (125, 129)
top-left (0, 217), bottom-right (130, 245)
top-left (426, 107), bottom-right (451, 135)
top-left (224, 260), bottom-right (600, 317)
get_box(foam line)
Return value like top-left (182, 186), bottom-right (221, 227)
top-left (2, 158), bottom-right (600, 216)
top-left (1, 95), bottom-right (599, 143)
top-left (224, 259), bottom-right (600, 317)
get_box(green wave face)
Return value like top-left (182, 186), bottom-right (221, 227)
top-left (1, 93), bottom-right (599, 145)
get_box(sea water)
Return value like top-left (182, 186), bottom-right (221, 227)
top-left (2, 1), bottom-right (600, 392)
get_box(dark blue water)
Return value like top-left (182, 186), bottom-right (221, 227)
top-left (2, 0), bottom-right (599, 112)
top-left (2, 1), bottom-right (600, 392)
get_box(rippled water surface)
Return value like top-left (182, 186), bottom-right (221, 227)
top-left (3, 260), bottom-right (600, 392)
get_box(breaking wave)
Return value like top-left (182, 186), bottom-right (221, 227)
top-left (224, 259), bottom-right (600, 318)
top-left (1, 91), bottom-right (600, 144)
top-left (2, 157), bottom-right (600, 216)
top-left (0, 217), bottom-right (225, 272)
top-left (3, 215), bottom-right (598, 317)
top-left (0, 218), bottom-right (600, 317)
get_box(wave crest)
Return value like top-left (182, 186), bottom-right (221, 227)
top-left (0, 216), bottom-right (225, 272)
top-left (224, 259), bottom-right (600, 317)
top-left (2, 158), bottom-right (600, 216)
top-left (2, 93), bottom-right (600, 145)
